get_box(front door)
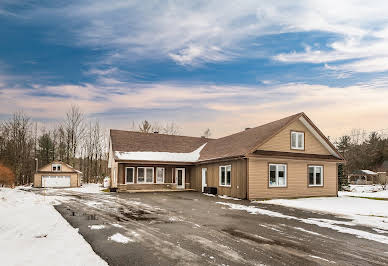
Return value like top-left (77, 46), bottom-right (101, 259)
top-left (176, 168), bottom-right (185, 189)
top-left (201, 168), bottom-right (207, 192)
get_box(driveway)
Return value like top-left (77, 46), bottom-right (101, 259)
top-left (36, 189), bottom-right (388, 266)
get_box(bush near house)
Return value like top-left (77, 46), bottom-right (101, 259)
top-left (0, 164), bottom-right (15, 188)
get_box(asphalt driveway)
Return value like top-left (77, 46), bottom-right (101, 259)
top-left (38, 190), bottom-right (388, 266)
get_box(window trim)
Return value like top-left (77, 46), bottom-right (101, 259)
top-left (137, 167), bottom-right (154, 184)
top-left (219, 165), bottom-right (232, 187)
top-left (308, 165), bottom-right (324, 187)
top-left (52, 164), bottom-right (61, 172)
top-left (125, 167), bottom-right (135, 184)
top-left (156, 167), bottom-right (165, 184)
top-left (268, 163), bottom-right (288, 188)
top-left (290, 130), bottom-right (305, 151)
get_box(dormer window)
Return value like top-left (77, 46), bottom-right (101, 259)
top-left (291, 131), bottom-right (304, 150)
top-left (52, 164), bottom-right (61, 172)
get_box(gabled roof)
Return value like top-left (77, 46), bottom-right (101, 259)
top-left (199, 113), bottom-right (302, 161)
top-left (110, 112), bottom-right (344, 163)
top-left (37, 161), bottom-right (82, 173)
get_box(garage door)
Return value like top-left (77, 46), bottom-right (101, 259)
top-left (42, 176), bottom-right (71, 188)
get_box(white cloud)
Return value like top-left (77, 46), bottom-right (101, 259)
top-left (1, 79), bottom-right (388, 139)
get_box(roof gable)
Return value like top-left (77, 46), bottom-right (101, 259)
top-left (37, 161), bottom-right (81, 173)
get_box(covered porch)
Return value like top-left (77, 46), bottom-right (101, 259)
top-left (116, 161), bottom-right (194, 192)
top-left (348, 170), bottom-right (378, 185)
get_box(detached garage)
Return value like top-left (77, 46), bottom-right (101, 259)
top-left (34, 161), bottom-right (82, 188)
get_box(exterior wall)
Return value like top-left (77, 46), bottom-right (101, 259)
top-left (33, 173), bottom-right (80, 187)
top-left (38, 162), bottom-right (75, 172)
top-left (259, 119), bottom-right (331, 155)
top-left (248, 157), bottom-right (337, 199)
top-left (190, 158), bottom-right (248, 199)
top-left (117, 163), bottom-right (191, 188)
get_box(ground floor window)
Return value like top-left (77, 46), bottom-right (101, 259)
top-left (308, 165), bottom-right (323, 186)
top-left (137, 167), bottom-right (154, 183)
top-left (125, 167), bottom-right (134, 184)
top-left (269, 164), bottom-right (287, 187)
top-left (219, 165), bottom-right (231, 187)
top-left (156, 167), bottom-right (165, 183)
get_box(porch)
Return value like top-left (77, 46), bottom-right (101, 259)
top-left (115, 162), bottom-right (193, 192)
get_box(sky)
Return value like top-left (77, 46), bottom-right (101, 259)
top-left (1, 0), bottom-right (388, 139)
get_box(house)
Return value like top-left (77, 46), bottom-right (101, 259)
top-left (33, 161), bottom-right (82, 188)
top-left (108, 112), bottom-right (345, 199)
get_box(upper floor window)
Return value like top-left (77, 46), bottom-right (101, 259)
top-left (291, 131), bottom-right (304, 150)
top-left (52, 164), bottom-right (61, 172)
top-left (219, 165), bottom-right (231, 187)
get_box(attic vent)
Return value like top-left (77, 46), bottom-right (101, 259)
top-left (245, 127), bottom-right (251, 131)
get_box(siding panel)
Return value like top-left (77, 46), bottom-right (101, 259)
top-left (248, 157), bottom-right (337, 199)
top-left (259, 119), bottom-right (330, 155)
top-left (190, 159), bottom-right (248, 199)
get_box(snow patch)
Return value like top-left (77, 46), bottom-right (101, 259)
top-left (111, 223), bottom-right (123, 228)
top-left (115, 143), bottom-right (206, 162)
top-left (309, 255), bottom-right (336, 264)
top-left (293, 227), bottom-right (323, 236)
top-left (88, 225), bottom-right (105, 230)
top-left (218, 195), bottom-right (241, 201)
top-left (0, 187), bottom-right (107, 265)
top-left (108, 233), bottom-right (134, 244)
top-left (203, 193), bottom-right (215, 197)
top-left (217, 202), bottom-right (388, 244)
top-left (64, 183), bottom-right (104, 193)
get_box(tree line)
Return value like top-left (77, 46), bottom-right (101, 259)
top-left (335, 130), bottom-right (388, 175)
top-left (0, 106), bottom-right (205, 186)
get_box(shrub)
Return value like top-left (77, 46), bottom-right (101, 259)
top-left (0, 164), bottom-right (15, 188)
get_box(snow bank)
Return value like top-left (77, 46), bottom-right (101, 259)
top-left (340, 185), bottom-right (388, 198)
top-left (114, 143), bottom-right (206, 162)
top-left (64, 183), bottom-right (104, 194)
top-left (0, 187), bottom-right (107, 266)
top-left (255, 196), bottom-right (388, 230)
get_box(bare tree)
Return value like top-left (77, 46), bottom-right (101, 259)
top-left (138, 120), bottom-right (152, 133)
top-left (202, 128), bottom-right (211, 138)
top-left (63, 105), bottom-right (85, 166)
top-left (162, 122), bottom-right (180, 135)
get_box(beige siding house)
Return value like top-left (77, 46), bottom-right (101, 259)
top-left (108, 112), bottom-right (344, 199)
top-left (33, 161), bottom-right (82, 188)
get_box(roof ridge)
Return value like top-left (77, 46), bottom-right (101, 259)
top-left (110, 129), bottom-right (213, 140)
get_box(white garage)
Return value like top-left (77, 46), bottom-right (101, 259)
top-left (42, 175), bottom-right (71, 188)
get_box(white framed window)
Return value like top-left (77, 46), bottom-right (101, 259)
top-left (291, 131), bottom-right (304, 150)
top-left (156, 167), bottom-right (165, 184)
top-left (125, 167), bottom-right (134, 184)
top-left (269, 164), bottom-right (287, 187)
top-left (137, 167), bottom-right (154, 184)
top-left (219, 165), bottom-right (231, 187)
top-left (52, 164), bottom-right (61, 172)
top-left (308, 165), bottom-right (323, 187)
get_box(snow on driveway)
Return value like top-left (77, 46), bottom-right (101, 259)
top-left (63, 183), bottom-right (104, 193)
top-left (0, 187), bottom-right (107, 266)
top-left (217, 201), bottom-right (388, 244)
top-left (253, 194), bottom-right (388, 230)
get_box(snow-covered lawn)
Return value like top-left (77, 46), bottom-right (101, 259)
top-left (63, 183), bottom-right (104, 193)
top-left (254, 193), bottom-right (388, 230)
top-left (340, 184), bottom-right (388, 198)
top-left (0, 187), bottom-right (107, 266)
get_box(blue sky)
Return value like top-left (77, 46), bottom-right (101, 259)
top-left (1, 1), bottom-right (388, 138)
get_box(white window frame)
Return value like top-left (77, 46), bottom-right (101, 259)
top-left (137, 167), bottom-right (154, 184)
top-left (52, 164), bottom-right (61, 172)
top-left (219, 165), bottom-right (231, 187)
top-left (125, 167), bottom-right (135, 184)
top-left (291, 131), bottom-right (304, 150)
top-left (308, 165), bottom-right (324, 187)
top-left (269, 164), bottom-right (287, 188)
top-left (156, 167), bottom-right (165, 184)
